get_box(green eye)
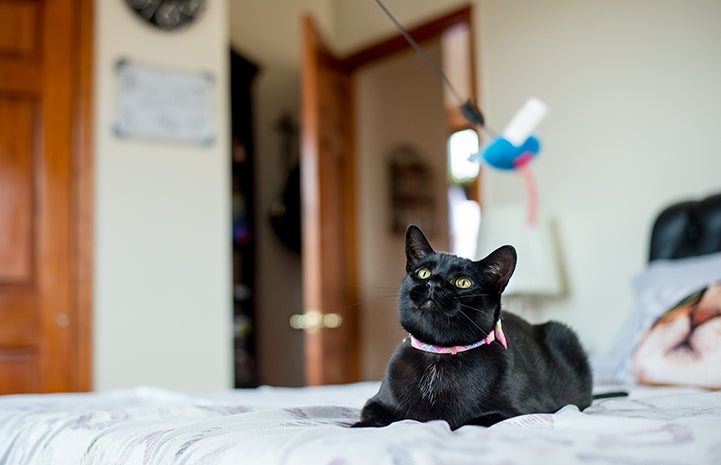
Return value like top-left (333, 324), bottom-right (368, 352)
top-left (416, 268), bottom-right (431, 279)
top-left (454, 277), bottom-right (473, 289)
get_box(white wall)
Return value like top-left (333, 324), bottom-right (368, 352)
top-left (94, 0), bottom-right (232, 390)
top-left (91, 0), bottom-right (717, 388)
top-left (334, 0), bottom-right (721, 358)
top-left (478, 0), bottom-right (721, 354)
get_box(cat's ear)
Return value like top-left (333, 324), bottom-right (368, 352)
top-left (405, 225), bottom-right (435, 272)
top-left (477, 245), bottom-right (517, 293)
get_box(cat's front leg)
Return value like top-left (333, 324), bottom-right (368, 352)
top-left (466, 410), bottom-right (513, 427)
top-left (352, 400), bottom-right (399, 428)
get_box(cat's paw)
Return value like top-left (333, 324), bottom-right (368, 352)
top-left (353, 402), bottom-right (398, 428)
top-left (351, 417), bottom-right (393, 428)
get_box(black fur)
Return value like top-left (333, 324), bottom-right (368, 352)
top-left (353, 225), bottom-right (592, 430)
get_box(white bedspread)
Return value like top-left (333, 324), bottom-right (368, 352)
top-left (1, 382), bottom-right (719, 465)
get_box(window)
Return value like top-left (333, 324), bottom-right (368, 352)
top-left (447, 128), bottom-right (480, 257)
top-left (447, 128), bottom-right (480, 184)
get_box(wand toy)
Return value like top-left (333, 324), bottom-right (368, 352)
top-left (375, 0), bottom-right (548, 224)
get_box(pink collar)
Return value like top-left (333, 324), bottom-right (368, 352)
top-left (409, 320), bottom-right (508, 355)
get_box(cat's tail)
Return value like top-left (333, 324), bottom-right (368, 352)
top-left (592, 391), bottom-right (628, 400)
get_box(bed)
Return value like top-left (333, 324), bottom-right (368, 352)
top-left (1, 382), bottom-right (720, 464)
top-left (2, 194), bottom-right (721, 465)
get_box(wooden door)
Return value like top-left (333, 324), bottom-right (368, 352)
top-left (0, 0), bottom-right (93, 393)
top-left (300, 16), bottom-right (359, 385)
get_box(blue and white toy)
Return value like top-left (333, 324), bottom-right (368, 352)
top-left (470, 97), bottom-right (547, 170)
top-left (373, 0), bottom-right (549, 225)
top-left (469, 98), bottom-right (548, 224)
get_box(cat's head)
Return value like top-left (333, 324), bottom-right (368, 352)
top-left (398, 225), bottom-right (516, 346)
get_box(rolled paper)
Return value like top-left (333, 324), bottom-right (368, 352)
top-left (503, 97), bottom-right (548, 146)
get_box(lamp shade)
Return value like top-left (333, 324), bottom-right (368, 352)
top-left (475, 204), bottom-right (562, 296)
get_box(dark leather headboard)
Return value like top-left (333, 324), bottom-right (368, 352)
top-left (649, 193), bottom-right (721, 261)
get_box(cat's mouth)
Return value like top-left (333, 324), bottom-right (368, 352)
top-left (419, 299), bottom-right (439, 312)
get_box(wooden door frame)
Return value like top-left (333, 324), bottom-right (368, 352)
top-left (301, 16), bottom-right (359, 385)
top-left (341, 5), bottom-right (476, 78)
top-left (72, 0), bottom-right (95, 391)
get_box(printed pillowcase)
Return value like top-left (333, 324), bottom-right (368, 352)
top-left (632, 282), bottom-right (721, 388)
top-left (595, 252), bottom-right (721, 389)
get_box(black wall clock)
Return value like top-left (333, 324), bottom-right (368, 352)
top-left (124, 0), bottom-right (206, 31)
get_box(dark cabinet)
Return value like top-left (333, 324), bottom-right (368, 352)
top-left (230, 49), bottom-right (259, 387)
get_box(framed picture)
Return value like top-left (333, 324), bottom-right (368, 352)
top-left (113, 59), bottom-right (215, 145)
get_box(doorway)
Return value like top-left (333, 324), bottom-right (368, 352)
top-left (353, 20), bottom-right (479, 380)
top-left (298, 5), bottom-right (478, 384)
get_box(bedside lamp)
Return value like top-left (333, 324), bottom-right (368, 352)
top-left (475, 204), bottom-right (562, 317)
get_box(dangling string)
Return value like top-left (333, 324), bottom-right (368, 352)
top-left (374, 0), bottom-right (464, 105)
top-left (374, 0), bottom-right (496, 137)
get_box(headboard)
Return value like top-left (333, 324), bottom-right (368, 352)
top-left (649, 192), bottom-right (721, 261)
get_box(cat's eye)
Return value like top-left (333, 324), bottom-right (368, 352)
top-left (454, 277), bottom-right (473, 289)
top-left (416, 268), bottom-right (431, 279)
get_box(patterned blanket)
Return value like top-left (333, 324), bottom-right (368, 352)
top-left (0, 382), bottom-right (718, 465)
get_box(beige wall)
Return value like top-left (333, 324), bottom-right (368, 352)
top-left (93, 0), bottom-right (721, 389)
top-left (478, 0), bottom-right (721, 353)
top-left (94, 0), bottom-right (232, 390)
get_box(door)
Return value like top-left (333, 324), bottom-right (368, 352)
top-left (300, 17), bottom-right (359, 385)
top-left (0, 0), bottom-right (93, 393)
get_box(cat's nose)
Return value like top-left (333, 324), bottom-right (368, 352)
top-left (425, 281), bottom-right (436, 297)
top-left (426, 280), bottom-right (440, 291)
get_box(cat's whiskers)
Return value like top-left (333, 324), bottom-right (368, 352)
top-left (332, 291), bottom-right (401, 314)
top-left (457, 302), bottom-right (490, 314)
top-left (337, 301), bottom-right (364, 312)
top-left (457, 308), bottom-right (490, 338)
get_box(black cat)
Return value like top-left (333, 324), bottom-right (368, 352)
top-left (353, 225), bottom-right (592, 430)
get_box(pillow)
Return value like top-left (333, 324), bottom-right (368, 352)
top-left (632, 283), bottom-right (721, 388)
top-left (593, 251), bottom-right (721, 388)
